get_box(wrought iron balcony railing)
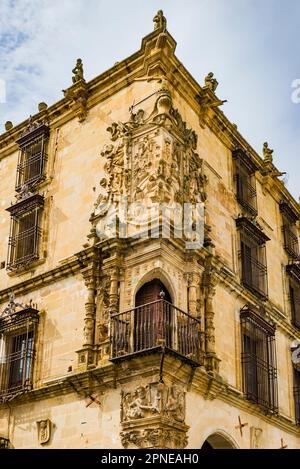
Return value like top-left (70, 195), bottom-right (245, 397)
top-left (110, 299), bottom-right (201, 366)
top-left (294, 386), bottom-right (300, 426)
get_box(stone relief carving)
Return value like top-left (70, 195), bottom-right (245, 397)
top-left (121, 383), bottom-right (185, 423)
top-left (121, 428), bottom-right (188, 449)
top-left (250, 426), bottom-right (263, 449)
top-left (37, 419), bottom-right (51, 445)
top-left (92, 83), bottom-right (207, 232)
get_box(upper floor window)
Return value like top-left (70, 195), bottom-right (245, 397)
top-left (240, 306), bottom-right (278, 413)
top-left (294, 368), bottom-right (300, 426)
top-left (15, 123), bottom-right (49, 191)
top-left (233, 147), bottom-right (258, 217)
top-left (287, 263), bottom-right (300, 329)
top-left (6, 192), bottom-right (44, 271)
top-left (0, 294), bottom-right (39, 402)
top-left (236, 217), bottom-right (270, 299)
top-left (280, 201), bottom-right (299, 259)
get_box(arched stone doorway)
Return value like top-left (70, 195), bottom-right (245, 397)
top-left (201, 432), bottom-right (237, 449)
top-left (134, 279), bottom-right (172, 351)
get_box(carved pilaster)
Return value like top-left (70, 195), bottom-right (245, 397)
top-left (109, 266), bottom-right (120, 316)
top-left (120, 382), bottom-right (188, 449)
top-left (202, 256), bottom-right (221, 374)
top-left (76, 247), bottom-right (101, 369)
top-left (186, 272), bottom-right (200, 318)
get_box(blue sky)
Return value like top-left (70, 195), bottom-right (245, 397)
top-left (0, 0), bottom-right (299, 200)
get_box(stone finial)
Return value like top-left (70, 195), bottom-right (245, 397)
top-left (72, 58), bottom-right (84, 84)
top-left (4, 121), bottom-right (13, 131)
top-left (153, 10), bottom-right (167, 31)
top-left (204, 72), bottom-right (218, 92)
top-left (263, 141), bottom-right (273, 163)
top-left (38, 102), bottom-right (48, 112)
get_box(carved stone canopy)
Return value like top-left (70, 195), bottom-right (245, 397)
top-left (92, 84), bottom-right (207, 239)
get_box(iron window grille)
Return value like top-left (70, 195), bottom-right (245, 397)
top-left (0, 306), bottom-right (39, 402)
top-left (236, 217), bottom-right (270, 300)
top-left (15, 123), bottom-right (49, 191)
top-left (233, 148), bottom-right (258, 217)
top-left (286, 263), bottom-right (300, 329)
top-left (6, 194), bottom-right (44, 271)
top-left (240, 306), bottom-right (278, 414)
top-left (280, 202), bottom-right (299, 259)
top-left (294, 369), bottom-right (300, 426)
top-left (0, 437), bottom-right (10, 449)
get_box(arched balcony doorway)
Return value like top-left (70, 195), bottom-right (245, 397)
top-left (134, 279), bottom-right (172, 351)
top-left (110, 278), bottom-right (201, 366)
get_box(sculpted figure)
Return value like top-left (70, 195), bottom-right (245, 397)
top-left (72, 58), bottom-right (84, 83)
top-left (263, 141), bottom-right (273, 162)
top-left (124, 386), bottom-right (158, 420)
top-left (153, 10), bottom-right (167, 30)
top-left (204, 72), bottom-right (218, 92)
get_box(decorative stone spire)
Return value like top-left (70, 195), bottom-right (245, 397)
top-left (153, 10), bottom-right (167, 31)
top-left (263, 141), bottom-right (273, 163)
top-left (72, 58), bottom-right (85, 84)
top-left (204, 72), bottom-right (218, 92)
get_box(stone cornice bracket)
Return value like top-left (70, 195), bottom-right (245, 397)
top-left (75, 246), bottom-right (102, 369)
top-left (202, 255), bottom-right (221, 374)
top-left (196, 87), bottom-right (227, 129)
top-left (63, 79), bottom-right (89, 123)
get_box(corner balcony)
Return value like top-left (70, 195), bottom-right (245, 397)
top-left (110, 299), bottom-right (202, 367)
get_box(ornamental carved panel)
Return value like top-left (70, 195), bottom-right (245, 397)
top-left (120, 382), bottom-right (189, 449)
top-left (92, 83), bottom-right (207, 227)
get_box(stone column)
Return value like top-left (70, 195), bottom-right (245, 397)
top-left (187, 272), bottom-right (200, 317)
top-left (202, 257), bottom-right (221, 374)
top-left (76, 247), bottom-right (100, 370)
top-left (109, 266), bottom-right (119, 315)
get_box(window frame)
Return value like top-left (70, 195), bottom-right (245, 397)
top-left (233, 147), bottom-right (258, 217)
top-left (236, 217), bottom-right (270, 299)
top-left (15, 123), bottom-right (49, 192)
top-left (0, 307), bottom-right (39, 402)
top-left (6, 194), bottom-right (44, 271)
top-left (240, 306), bottom-right (278, 414)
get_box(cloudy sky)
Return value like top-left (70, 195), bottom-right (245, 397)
top-left (0, 0), bottom-right (299, 200)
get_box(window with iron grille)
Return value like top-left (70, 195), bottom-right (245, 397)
top-left (0, 306), bottom-right (39, 402)
top-left (294, 368), bottom-right (300, 426)
top-left (233, 148), bottom-right (258, 217)
top-left (287, 264), bottom-right (300, 329)
top-left (236, 217), bottom-right (270, 299)
top-left (240, 306), bottom-right (278, 413)
top-left (0, 437), bottom-right (10, 449)
top-left (15, 123), bottom-right (49, 191)
top-left (6, 194), bottom-right (44, 271)
top-left (280, 202), bottom-right (299, 259)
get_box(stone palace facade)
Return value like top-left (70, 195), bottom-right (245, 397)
top-left (0, 11), bottom-right (299, 449)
